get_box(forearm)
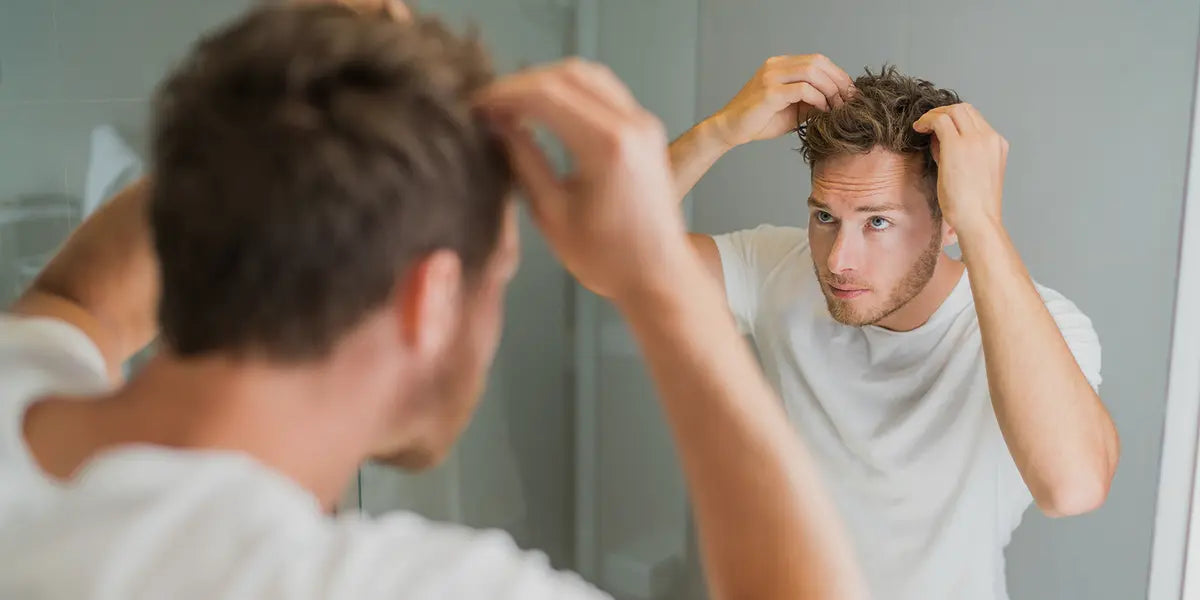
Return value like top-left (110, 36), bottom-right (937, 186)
top-left (11, 178), bottom-right (160, 379)
top-left (616, 247), bottom-right (864, 600)
top-left (669, 118), bottom-right (733, 204)
top-left (959, 217), bottom-right (1118, 516)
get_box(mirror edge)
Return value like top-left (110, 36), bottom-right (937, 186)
top-left (1148, 18), bottom-right (1200, 600)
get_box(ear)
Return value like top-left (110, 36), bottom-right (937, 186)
top-left (940, 217), bottom-right (958, 248)
top-left (395, 250), bottom-right (464, 359)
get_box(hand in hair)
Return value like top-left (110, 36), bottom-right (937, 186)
top-left (913, 103), bottom-right (1008, 232)
top-left (708, 54), bottom-right (854, 149)
top-left (290, 0), bottom-right (410, 20)
top-left (476, 59), bottom-right (689, 304)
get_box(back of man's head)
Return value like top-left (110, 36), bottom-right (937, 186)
top-left (799, 65), bottom-right (960, 215)
top-left (150, 4), bottom-right (511, 361)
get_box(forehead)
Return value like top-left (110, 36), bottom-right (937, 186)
top-left (810, 148), bottom-right (928, 210)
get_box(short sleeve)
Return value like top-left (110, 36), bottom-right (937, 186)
top-left (326, 512), bottom-right (613, 600)
top-left (997, 286), bottom-right (1103, 524)
top-left (0, 314), bottom-right (109, 469)
top-left (1037, 286), bottom-right (1103, 392)
top-left (711, 225), bottom-right (807, 334)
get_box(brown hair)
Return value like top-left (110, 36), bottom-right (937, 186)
top-left (799, 65), bottom-right (960, 215)
top-left (150, 4), bottom-right (511, 360)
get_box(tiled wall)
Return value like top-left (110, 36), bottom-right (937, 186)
top-left (0, 0), bottom-right (251, 301)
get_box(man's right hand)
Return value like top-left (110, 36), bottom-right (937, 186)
top-left (477, 59), bottom-right (692, 305)
top-left (707, 54), bottom-right (854, 149)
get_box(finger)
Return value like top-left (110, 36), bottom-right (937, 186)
top-left (914, 112), bottom-right (959, 162)
top-left (769, 58), bottom-right (842, 108)
top-left (913, 106), bottom-right (958, 135)
top-left (948, 103), bottom-right (981, 134)
top-left (494, 120), bottom-right (566, 231)
top-left (803, 66), bottom-right (843, 108)
top-left (778, 81), bottom-right (828, 113)
top-left (810, 54), bottom-right (855, 103)
top-left (386, 0), bottom-right (411, 21)
top-left (478, 67), bottom-right (629, 170)
top-left (558, 58), bottom-right (639, 115)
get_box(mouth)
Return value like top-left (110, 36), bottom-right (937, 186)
top-left (827, 283), bottom-right (869, 299)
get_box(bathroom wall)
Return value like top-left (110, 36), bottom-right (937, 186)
top-left (0, 0), bottom-right (252, 301)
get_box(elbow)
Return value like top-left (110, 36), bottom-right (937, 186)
top-left (1035, 472), bottom-right (1113, 518)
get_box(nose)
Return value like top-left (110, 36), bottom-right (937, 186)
top-left (827, 227), bottom-right (863, 276)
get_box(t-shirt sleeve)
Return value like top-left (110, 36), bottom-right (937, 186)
top-left (327, 512), bottom-right (612, 600)
top-left (996, 288), bottom-right (1103, 523)
top-left (0, 314), bottom-right (109, 393)
top-left (711, 225), bottom-right (807, 334)
top-left (1038, 287), bottom-right (1103, 392)
top-left (0, 314), bottom-right (109, 468)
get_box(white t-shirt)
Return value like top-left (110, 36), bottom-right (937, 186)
top-left (0, 314), bottom-right (609, 600)
top-left (713, 225), bottom-right (1102, 600)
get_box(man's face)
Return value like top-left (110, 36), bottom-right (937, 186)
top-left (375, 204), bottom-right (519, 469)
top-left (808, 148), bottom-right (944, 327)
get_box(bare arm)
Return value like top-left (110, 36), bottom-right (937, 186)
top-left (10, 178), bottom-right (159, 381)
top-left (670, 119), bottom-right (734, 204)
top-left (669, 54), bottom-right (853, 203)
top-left (916, 104), bottom-right (1119, 518)
top-left (960, 219), bottom-right (1117, 516)
top-left (480, 59), bottom-right (865, 600)
top-left (671, 55), bottom-right (852, 286)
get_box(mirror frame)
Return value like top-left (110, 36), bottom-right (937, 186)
top-left (1148, 23), bottom-right (1200, 600)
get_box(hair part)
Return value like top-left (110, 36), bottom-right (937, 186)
top-left (798, 65), bottom-right (961, 216)
top-left (150, 4), bottom-right (512, 361)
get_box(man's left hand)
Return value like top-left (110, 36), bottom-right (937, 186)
top-left (913, 103), bottom-right (1008, 233)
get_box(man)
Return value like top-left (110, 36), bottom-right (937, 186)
top-left (670, 56), bottom-right (1120, 599)
top-left (0, 4), bottom-right (866, 599)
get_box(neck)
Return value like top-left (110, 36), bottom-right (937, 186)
top-left (25, 348), bottom-right (407, 512)
top-left (874, 253), bottom-right (965, 332)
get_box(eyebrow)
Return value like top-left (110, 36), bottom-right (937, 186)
top-left (807, 197), bottom-right (904, 213)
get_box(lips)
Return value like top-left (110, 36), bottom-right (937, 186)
top-left (827, 283), bottom-right (869, 299)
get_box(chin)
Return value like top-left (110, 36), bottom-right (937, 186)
top-left (825, 298), bottom-right (880, 327)
top-left (372, 444), bottom-right (446, 471)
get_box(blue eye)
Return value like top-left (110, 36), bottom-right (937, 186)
top-left (815, 211), bottom-right (835, 224)
top-left (868, 216), bottom-right (892, 231)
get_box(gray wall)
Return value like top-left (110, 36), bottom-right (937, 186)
top-left (692, 1), bottom-right (1198, 598)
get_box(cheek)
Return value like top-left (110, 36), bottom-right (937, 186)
top-left (872, 226), bottom-right (934, 273)
top-left (807, 227), bottom-right (834, 269)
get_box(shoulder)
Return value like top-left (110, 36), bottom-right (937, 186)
top-left (326, 513), bottom-right (608, 598)
top-left (1030, 281), bottom-right (1103, 387)
top-left (0, 314), bottom-right (109, 393)
top-left (0, 315), bottom-right (110, 470)
top-left (716, 224), bottom-right (809, 251)
top-left (712, 224), bottom-right (810, 273)
top-left (0, 449), bottom-right (610, 600)
top-left (1031, 283), bottom-right (1098, 336)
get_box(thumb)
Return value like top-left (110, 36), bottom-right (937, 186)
top-left (494, 120), bottom-right (566, 234)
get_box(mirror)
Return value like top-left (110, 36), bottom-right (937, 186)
top-left (0, 1), bottom-right (1197, 599)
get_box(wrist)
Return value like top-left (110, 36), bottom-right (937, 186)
top-left (612, 241), bottom-right (713, 319)
top-left (696, 115), bottom-right (740, 154)
top-left (947, 206), bottom-right (1003, 241)
top-left (952, 211), bottom-right (1007, 259)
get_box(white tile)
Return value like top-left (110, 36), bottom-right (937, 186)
top-left (0, 0), bottom-right (60, 102)
top-left (54, 0), bottom-right (252, 101)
